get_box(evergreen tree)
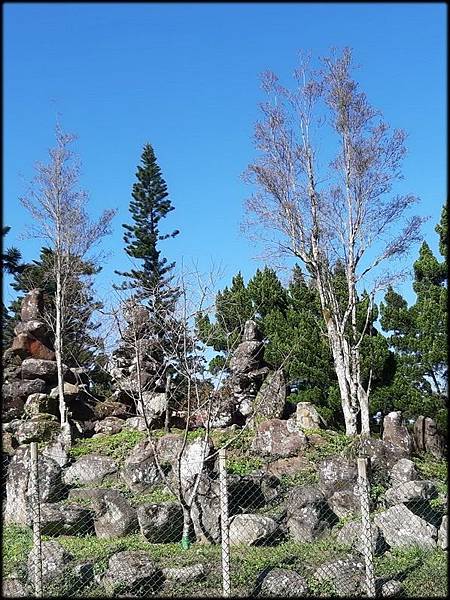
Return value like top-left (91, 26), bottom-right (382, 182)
top-left (2, 226), bottom-right (26, 351)
top-left (115, 143), bottom-right (179, 309)
top-left (380, 205), bottom-right (447, 430)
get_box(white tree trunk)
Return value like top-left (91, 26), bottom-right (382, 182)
top-left (55, 270), bottom-right (67, 429)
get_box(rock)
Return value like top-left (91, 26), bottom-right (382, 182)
top-left (384, 480), bottom-right (437, 505)
top-left (190, 476), bottom-right (221, 543)
top-left (5, 447), bottom-right (63, 524)
top-left (328, 485), bottom-right (361, 519)
top-left (413, 416), bottom-right (446, 459)
top-left (162, 564), bottom-right (205, 584)
top-left (253, 370), bottom-right (286, 420)
top-left (94, 490), bottom-right (138, 538)
top-left (179, 438), bottom-right (214, 489)
top-left (137, 503), bottom-right (184, 543)
top-left (11, 333), bottom-right (56, 360)
top-left (251, 418), bottom-right (308, 458)
top-left (21, 289), bottom-right (44, 322)
top-left (24, 393), bottom-right (58, 417)
top-left (2, 431), bottom-right (17, 456)
top-left (15, 414), bottom-right (60, 445)
top-left (3, 379), bottom-right (48, 419)
top-left (21, 358), bottom-right (58, 382)
top-left (287, 505), bottom-right (330, 542)
top-left (156, 433), bottom-right (184, 466)
top-left (39, 502), bottom-right (95, 536)
top-left (285, 485), bottom-right (326, 516)
top-left (243, 319), bottom-right (262, 342)
top-left (2, 577), bottom-right (31, 597)
top-left (63, 454), bottom-right (118, 486)
top-left (381, 579), bottom-right (403, 597)
top-left (122, 440), bottom-right (160, 492)
top-left (15, 319), bottom-right (49, 340)
top-left (27, 540), bottom-right (73, 588)
top-left (438, 515), bottom-right (447, 550)
top-left (359, 436), bottom-right (408, 472)
top-left (137, 391), bottom-right (167, 423)
top-left (382, 411), bottom-right (412, 455)
top-left (123, 416), bottom-right (148, 431)
top-left (313, 558), bottom-right (365, 596)
top-left (258, 568), bottom-right (309, 597)
top-left (266, 456), bottom-right (313, 478)
top-left (389, 458), bottom-right (419, 486)
top-left (101, 551), bottom-right (163, 596)
top-left (336, 520), bottom-right (387, 556)
top-left (72, 562), bottom-right (95, 587)
top-left (230, 341), bottom-right (265, 374)
top-left (42, 431), bottom-right (71, 467)
top-left (229, 514), bottom-right (279, 546)
top-left (296, 402), bottom-right (322, 430)
top-left (93, 417), bottom-right (124, 435)
top-left (374, 504), bottom-right (437, 549)
top-left (317, 455), bottom-right (357, 496)
top-left (95, 400), bottom-right (132, 420)
top-left (49, 382), bottom-right (79, 399)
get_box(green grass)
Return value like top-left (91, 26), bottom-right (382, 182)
top-left (69, 430), bottom-right (146, 464)
top-left (226, 456), bottom-right (264, 476)
top-left (413, 453), bottom-right (448, 482)
top-left (2, 525), bottom-right (33, 577)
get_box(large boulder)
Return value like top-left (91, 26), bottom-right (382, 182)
top-left (15, 414), bottom-right (60, 445)
top-left (229, 514), bottom-right (279, 546)
top-left (384, 480), bottom-right (437, 506)
top-left (413, 416), bottom-right (446, 459)
top-left (11, 333), bottom-right (55, 361)
top-left (316, 455), bottom-right (357, 496)
top-left (5, 447), bottom-right (63, 524)
top-left (179, 438), bottom-right (214, 489)
top-left (137, 391), bottom-right (167, 423)
top-left (313, 558), bottom-right (365, 596)
top-left (137, 503), bottom-right (184, 543)
top-left (21, 358), bottom-right (58, 382)
top-left (438, 515), bottom-right (448, 550)
top-left (336, 520), bottom-right (387, 556)
top-left (63, 454), bottom-right (118, 486)
top-left (93, 417), bottom-right (124, 435)
top-left (3, 379), bottom-right (48, 419)
top-left (27, 540), bottom-right (72, 589)
top-left (374, 504), bottom-right (438, 549)
top-left (49, 382), bottom-right (79, 399)
top-left (95, 400), bottom-right (133, 421)
top-left (327, 485), bottom-right (361, 519)
top-left (101, 551), bottom-right (163, 596)
top-left (93, 490), bottom-right (138, 538)
top-left (251, 418), bottom-right (307, 458)
top-left (24, 393), bottom-right (58, 417)
top-left (21, 289), bottom-right (44, 322)
top-left (122, 440), bottom-right (160, 492)
top-left (257, 568), bottom-right (309, 597)
top-left (229, 341), bottom-right (265, 374)
top-left (15, 319), bottom-right (49, 340)
top-left (296, 402), bottom-right (322, 430)
top-left (253, 370), bottom-right (286, 420)
top-left (287, 505), bottom-right (330, 542)
top-left (162, 563), bottom-right (205, 585)
top-left (123, 416), bottom-right (148, 431)
top-left (389, 458), bottom-right (419, 486)
top-left (2, 577), bottom-right (31, 598)
top-left (382, 411), bottom-right (412, 455)
top-left (39, 502), bottom-right (95, 536)
top-left (284, 485), bottom-right (326, 516)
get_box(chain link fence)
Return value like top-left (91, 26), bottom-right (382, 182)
top-left (2, 431), bottom-right (448, 598)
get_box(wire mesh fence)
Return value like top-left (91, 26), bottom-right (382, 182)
top-left (2, 431), bottom-right (448, 598)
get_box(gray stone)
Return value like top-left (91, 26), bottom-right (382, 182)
top-left (243, 319), bottom-right (262, 342)
top-left (229, 513), bottom-right (279, 546)
top-left (287, 505), bottom-right (330, 542)
top-left (313, 558), bottom-right (365, 596)
top-left (94, 490), bottom-right (138, 538)
top-left (317, 455), bottom-right (357, 496)
top-left (42, 433), bottom-right (71, 467)
top-left (93, 416), bottom-right (124, 435)
top-left (374, 504), bottom-right (437, 549)
top-left (179, 438), bottom-right (214, 488)
top-left (382, 411), bottom-right (412, 455)
top-left (254, 370), bottom-right (286, 420)
top-left (15, 414), bottom-right (60, 444)
top-left (5, 447), bottom-right (63, 524)
top-left (49, 382), bottom-right (79, 399)
top-left (384, 480), bottom-right (437, 505)
top-left (381, 579), bottom-right (403, 597)
top-left (137, 391), bottom-right (167, 423)
top-left (328, 485), bottom-right (361, 519)
top-left (2, 577), bottom-right (31, 597)
top-left (124, 416), bottom-right (148, 432)
top-left (4, 378), bottom-right (48, 401)
top-left (190, 476), bottom-right (221, 543)
top-left (121, 440), bottom-right (160, 492)
top-left (24, 393), bottom-right (58, 417)
top-left (27, 540), bottom-right (72, 588)
top-left (389, 458), bottom-right (419, 486)
top-left (258, 568), bottom-right (309, 597)
top-left (230, 340), bottom-right (265, 374)
top-left (438, 515), bottom-right (447, 550)
top-left (413, 416), bottom-right (446, 459)
top-left (63, 454), bottom-right (118, 486)
top-left (137, 503), bottom-right (184, 543)
top-left (285, 485), bottom-right (326, 516)
top-left (251, 418), bottom-right (308, 458)
top-left (39, 502), bottom-right (95, 536)
top-left (21, 358), bottom-right (58, 382)
top-left (15, 319), bottom-right (48, 339)
top-left (336, 520), bottom-right (387, 556)
top-left (162, 563), bottom-right (205, 584)
top-left (101, 551), bottom-right (163, 596)
top-left (296, 402), bottom-right (322, 430)
top-left (20, 289), bottom-right (44, 321)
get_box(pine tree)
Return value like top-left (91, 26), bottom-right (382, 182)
top-left (115, 143), bottom-right (179, 309)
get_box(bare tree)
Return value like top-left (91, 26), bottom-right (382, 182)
top-left (244, 48), bottom-right (424, 435)
top-left (20, 123), bottom-right (116, 439)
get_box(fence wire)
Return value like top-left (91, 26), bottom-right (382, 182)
top-left (2, 431), bottom-right (448, 598)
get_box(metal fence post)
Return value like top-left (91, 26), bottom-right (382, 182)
top-left (357, 456), bottom-right (376, 598)
top-left (30, 442), bottom-right (43, 598)
top-left (219, 447), bottom-right (231, 597)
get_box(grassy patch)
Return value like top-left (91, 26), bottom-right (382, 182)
top-left (69, 430), bottom-right (146, 464)
top-left (413, 453), bottom-right (448, 482)
top-left (279, 468), bottom-right (319, 488)
top-left (226, 456), bottom-right (264, 476)
top-left (2, 525), bottom-right (33, 577)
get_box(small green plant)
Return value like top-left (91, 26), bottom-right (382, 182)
top-left (226, 456), bottom-right (264, 476)
top-left (413, 453), bottom-right (448, 482)
top-left (279, 468), bottom-right (319, 488)
top-left (69, 430), bottom-right (146, 464)
top-left (2, 525), bottom-right (33, 577)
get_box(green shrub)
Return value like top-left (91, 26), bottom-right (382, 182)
top-left (413, 453), bottom-right (448, 482)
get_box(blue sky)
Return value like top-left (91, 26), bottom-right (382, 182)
top-left (4, 2), bottom-right (447, 310)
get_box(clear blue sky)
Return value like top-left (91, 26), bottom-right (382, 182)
top-left (4, 2), bottom-right (447, 309)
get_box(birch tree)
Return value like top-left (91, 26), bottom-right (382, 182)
top-left (244, 48), bottom-right (424, 435)
top-left (20, 124), bottom-right (116, 437)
